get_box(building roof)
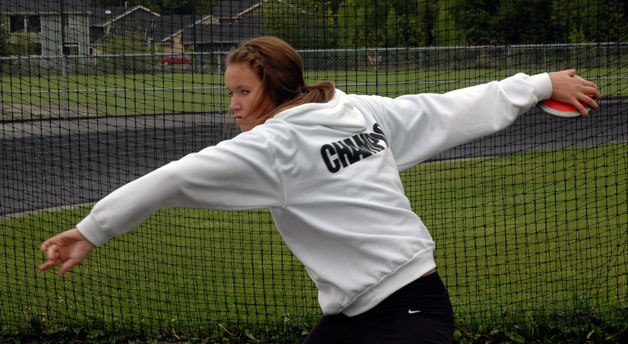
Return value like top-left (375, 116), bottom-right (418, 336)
top-left (90, 5), bottom-right (159, 27)
top-left (178, 0), bottom-right (272, 45)
top-left (211, 0), bottom-right (261, 19)
top-left (178, 16), bottom-right (264, 45)
top-left (0, 0), bottom-right (90, 14)
top-left (151, 15), bottom-right (201, 42)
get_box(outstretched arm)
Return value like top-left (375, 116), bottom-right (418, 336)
top-left (548, 69), bottom-right (602, 117)
top-left (39, 229), bottom-right (95, 277)
top-left (39, 131), bottom-right (284, 276)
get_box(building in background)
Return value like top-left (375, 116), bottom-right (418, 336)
top-left (0, 0), bottom-right (90, 56)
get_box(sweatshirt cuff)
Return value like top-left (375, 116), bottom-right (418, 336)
top-left (530, 72), bottom-right (553, 101)
top-left (76, 215), bottom-right (111, 247)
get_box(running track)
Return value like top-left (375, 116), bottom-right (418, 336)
top-left (1, 101), bottom-right (626, 215)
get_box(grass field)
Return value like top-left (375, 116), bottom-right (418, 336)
top-left (1, 143), bottom-right (626, 342)
top-left (1, 68), bottom-right (626, 117)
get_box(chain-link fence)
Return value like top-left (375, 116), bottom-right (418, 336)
top-left (1, 0), bottom-right (626, 342)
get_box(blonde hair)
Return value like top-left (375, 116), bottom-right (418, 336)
top-left (226, 36), bottom-right (335, 127)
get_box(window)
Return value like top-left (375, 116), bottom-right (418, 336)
top-left (9, 16), bottom-right (41, 33)
top-left (27, 16), bottom-right (41, 32)
top-left (64, 15), bottom-right (80, 28)
top-left (9, 16), bottom-right (23, 32)
top-left (63, 44), bottom-right (79, 56)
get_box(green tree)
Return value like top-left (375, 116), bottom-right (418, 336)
top-left (333, 0), bottom-right (420, 47)
top-left (604, 0), bottom-right (628, 41)
top-left (579, 0), bottom-right (628, 42)
top-left (0, 24), bottom-right (13, 56)
top-left (450, 0), bottom-right (499, 45)
top-left (494, 0), bottom-right (564, 44)
top-left (389, 0), bottom-right (421, 46)
top-left (433, 0), bottom-right (466, 46)
top-left (260, 0), bottom-right (330, 49)
top-left (9, 32), bottom-right (38, 56)
top-left (546, 0), bottom-right (628, 43)
top-left (86, 0), bottom-right (215, 15)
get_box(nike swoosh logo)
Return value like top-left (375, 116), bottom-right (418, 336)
top-left (408, 309), bottom-right (421, 314)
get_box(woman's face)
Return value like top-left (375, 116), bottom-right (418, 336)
top-left (225, 63), bottom-right (270, 132)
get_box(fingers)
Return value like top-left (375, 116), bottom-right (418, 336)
top-left (40, 230), bottom-right (70, 252)
top-left (38, 242), bottom-right (62, 273)
top-left (579, 92), bottom-right (600, 109)
top-left (38, 260), bottom-right (59, 272)
top-left (574, 101), bottom-right (590, 118)
top-left (39, 229), bottom-right (95, 277)
top-left (40, 236), bottom-right (56, 252)
top-left (577, 78), bottom-right (602, 100)
top-left (39, 230), bottom-right (75, 276)
top-left (576, 82), bottom-right (601, 118)
top-left (38, 247), bottom-right (81, 277)
top-left (59, 259), bottom-right (81, 277)
top-left (39, 258), bottom-right (81, 277)
top-left (550, 70), bottom-right (602, 117)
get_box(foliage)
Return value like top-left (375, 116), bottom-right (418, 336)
top-left (101, 33), bottom-right (153, 54)
top-left (454, 305), bottom-right (627, 344)
top-left (258, 0), bottom-right (328, 49)
top-left (1, 306), bottom-right (625, 343)
top-left (6, 31), bottom-right (39, 55)
top-left (0, 23), bottom-right (13, 56)
top-left (86, 0), bottom-right (216, 15)
top-left (86, 0), bottom-right (628, 49)
top-left (270, 0), bottom-right (628, 48)
top-left (11, 0), bottom-right (626, 57)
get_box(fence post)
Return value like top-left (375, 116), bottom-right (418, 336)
top-left (507, 45), bottom-right (512, 76)
top-left (217, 52), bottom-right (223, 114)
top-left (60, 0), bottom-right (70, 118)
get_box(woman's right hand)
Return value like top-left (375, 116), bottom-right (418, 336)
top-left (39, 228), bottom-right (95, 277)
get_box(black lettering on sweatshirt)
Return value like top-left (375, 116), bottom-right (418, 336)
top-left (320, 123), bottom-right (388, 173)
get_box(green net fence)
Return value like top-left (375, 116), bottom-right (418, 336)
top-left (1, 0), bottom-right (626, 342)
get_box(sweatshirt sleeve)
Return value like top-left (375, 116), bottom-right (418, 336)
top-left (77, 131), bottom-right (285, 246)
top-left (363, 73), bottom-right (552, 170)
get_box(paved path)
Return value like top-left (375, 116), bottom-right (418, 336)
top-left (1, 102), bottom-right (626, 215)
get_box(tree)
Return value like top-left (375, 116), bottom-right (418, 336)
top-left (579, 0), bottom-right (628, 42)
top-left (334, 0), bottom-right (420, 48)
top-left (8, 32), bottom-right (39, 56)
top-left (86, 0), bottom-right (216, 15)
top-left (450, 0), bottom-right (499, 45)
top-left (260, 0), bottom-right (330, 49)
top-left (494, 0), bottom-right (564, 44)
top-left (0, 24), bottom-right (13, 56)
top-left (433, 0), bottom-right (466, 46)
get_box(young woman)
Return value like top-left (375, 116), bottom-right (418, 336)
top-left (40, 36), bottom-right (600, 343)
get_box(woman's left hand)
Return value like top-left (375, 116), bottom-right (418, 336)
top-left (549, 69), bottom-right (602, 117)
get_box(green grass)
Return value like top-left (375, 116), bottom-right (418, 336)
top-left (1, 144), bottom-right (626, 342)
top-left (0, 73), bottom-right (225, 115)
top-left (406, 144), bottom-right (627, 322)
top-left (1, 68), bottom-right (626, 117)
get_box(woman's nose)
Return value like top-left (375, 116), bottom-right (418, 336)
top-left (229, 97), bottom-right (239, 112)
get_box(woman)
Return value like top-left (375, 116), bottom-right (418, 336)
top-left (40, 36), bottom-right (600, 343)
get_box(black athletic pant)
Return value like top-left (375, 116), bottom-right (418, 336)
top-left (303, 272), bottom-right (454, 344)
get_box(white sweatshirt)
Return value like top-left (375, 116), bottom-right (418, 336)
top-left (76, 73), bottom-right (552, 316)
